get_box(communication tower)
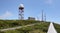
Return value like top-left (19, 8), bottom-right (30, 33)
top-left (19, 4), bottom-right (24, 20)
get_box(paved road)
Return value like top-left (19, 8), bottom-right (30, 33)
top-left (0, 23), bottom-right (39, 31)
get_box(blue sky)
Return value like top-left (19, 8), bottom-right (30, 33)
top-left (0, 0), bottom-right (60, 24)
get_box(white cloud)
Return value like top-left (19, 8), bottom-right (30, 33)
top-left (0, 11), bottom-right (13, 19)
top-left (45, 0), bottom-right (53, 4)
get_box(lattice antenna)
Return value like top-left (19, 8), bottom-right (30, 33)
top-left (19, 4), bottom-right (24, 20)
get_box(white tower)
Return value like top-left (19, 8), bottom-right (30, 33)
top-left (47, 23), bottom-right (57, 33)
top-left (19, 4), bottom-right (24, 20)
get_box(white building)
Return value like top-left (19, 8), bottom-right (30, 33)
top-left (28, 17), bottom-right (35, 20)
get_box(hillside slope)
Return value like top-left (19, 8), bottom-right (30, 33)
top-left (0, 20), bottom-right (60, 33)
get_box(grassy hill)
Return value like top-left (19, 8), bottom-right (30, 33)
top-left (0, 20), bottom-right (60, 33)
top-left (0, 20), bottom-right (40, 29)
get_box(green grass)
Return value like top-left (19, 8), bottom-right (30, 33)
top-left (53, 23), bottom-right (60, 33)
top-left (0, 22), bottom-right (50, 33)
top-left (0, 20), bottom-right (60, 33)
top-left (0, 20), bottom-right (40, 29)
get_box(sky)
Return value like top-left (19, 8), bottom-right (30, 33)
top-left (0, 0), bottom-right (60, 24)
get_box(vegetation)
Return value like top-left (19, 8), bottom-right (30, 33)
top-left (0, 20), bottom-right (60, 33)
top-left (53, 23), bottom-right (60, 33)
top-left (0, 20), bottom-right (40, 29)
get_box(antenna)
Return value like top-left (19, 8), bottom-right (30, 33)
top-left (44, 13), bottom-right (46, 22)
top-left (42, 10), bottom-right (44, 21)
top-left (37, 16), bottom-right (40, 21)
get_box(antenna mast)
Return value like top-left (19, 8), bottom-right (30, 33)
top-left (44, 13), bottom-right (46, 22)
top-left (42, 10), bottom-right (44, 21)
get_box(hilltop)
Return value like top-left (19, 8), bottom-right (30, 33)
top-left (0, 20), bottom-right (60, 33)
